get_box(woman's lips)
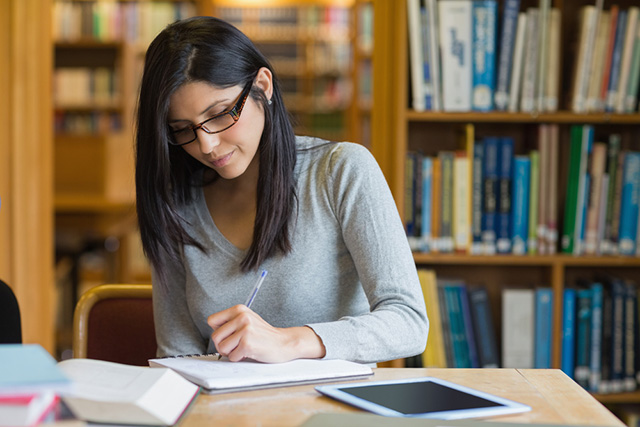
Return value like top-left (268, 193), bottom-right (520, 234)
top-left (211, 151), bottom-right (233, 168)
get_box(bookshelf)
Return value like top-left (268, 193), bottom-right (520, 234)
top-left (370, 0), bottom-right (640, 395)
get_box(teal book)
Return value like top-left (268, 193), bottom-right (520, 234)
top-left (534, 288), bottom-right (553, 369)
top-left (0, 344), bottom-right (70, 393)
top-left (561, 289), bottom-right (577, 379)
top-left (574, 288), bottom-right (592, 389)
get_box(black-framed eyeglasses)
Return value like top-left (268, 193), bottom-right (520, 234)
top-left (168, 80), bottom-right (253, 146)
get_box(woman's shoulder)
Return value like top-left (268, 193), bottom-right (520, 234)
top-left (295, 136), bottom-right (375, 172)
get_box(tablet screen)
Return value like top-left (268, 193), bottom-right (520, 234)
top-left (341, 380), bottom-right (502, 414)
top-left (316, 377), bottom-right (531, 419)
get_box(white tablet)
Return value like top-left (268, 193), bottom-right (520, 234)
top-left (315, 377), bottom-right (531, 419)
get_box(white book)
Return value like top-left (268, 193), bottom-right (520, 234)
top-left (535, 0), bottom-right (551, 112)
top-left (519, 8), bottom-right (539, 113)
top-left (508, 13), bottom-right (528, 112)
top-left (407, 0), bottom-right (426, 111)
top-left (571, 5), bottom-right (600, 113)
top-left (438, 0), bottom-right (473, 111)
top-left (586, 12), bottom-right (611, 112)
top-left (426, 0), bottom-right (443, 111)
top-left (57, 358), bottom-right (199, 426)
top-left (149, 354), bottom-right (373, 394)
top-left (502, 288), bottom-right (535, 369)
top-left (545, 9), bottom-right (561, 112)
top-left (615, 7), bottom-right (639, 113)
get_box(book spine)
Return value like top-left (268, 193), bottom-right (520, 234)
top-left (589, 282), bottom-right (604, 392)
top-left (418, 269), bottom-right (448, 368)
top-left (599, 6), bottom-right (619, 110)
top-left (458, 284), bottom-right (480, 368)
top-left (561, 288), bottom-right (577, 379)
top-left (535, 0), bottom-right (551, 112)
top-left (537, 124), bottom-right (549, 254)
top-left (502, 288), bottom-right (535, 368)
top-left (471, 142), bottom-right (485, 254)
top-left (596, 174), bottom-right (610, 255)
top-left (624, 17), bottom-right (640, 113)
top-left (511, 156), bottom-right (530, 255)
top-left (534, 287), bottom-right (553, 369)
top-left (453, 151), bottom-right (471, 252)
top-left (618, 152), bottom-right (640, 255)
top-left (438, 0), bottom-right (473, 111)
top-left (407, 0), bottom-right (426, 111)
top-left (571, 5), bottom-right (599, 113)
top-left (496, 137), bottom-right (514, 253)
top-left (421, 157), bottom-right (434, 252)
top-left (586, 11), bottom-right (611, 112)
top-left (508, 13), bottom-right (528, 112)
top-left (444, 283), bottom-right (469, 368)
top-left (438, 284), bottom-right (455, 367)
top-left (585, 143), bottom-right (607, 254)
top-left (599, 281), bottom-right (613, 393)
top-left (519, 7), bottom-right (539, 113)
top-left (425, 0), bottom-right (443, 111)
top-left (602, 134), bottom-right (622, 254)
top-left (547, 124), bottom-right (560, 253)
top-left (421, 7), bottom-right (434, 111)
top-left (573, 125), bottom-right (594, 255)
top-left (545, 8), bottom-right (561, 111)
top-left (610, 279), bottom-right (626, 393)
top-left (404, 152), bottom-right (417, 241)
top-left (624, 281), bottom-right (637, 391)
top-left (494, 0), bottom-right (521, 111)
top-left (605, 10), bottom-right (628, 112)
top-left (574, 288), bottom-right (593, 388)
top-left (471, 0), bottom-right (497, 111)
top-left (482, 137), bottom-right (499, 254)
top-left (468, 286), bottom-right (499, 368)
top-left (440, 151), bottom-right (455, 253)
top-left (615, 7), bottom-right (639, 113)
top-left (528, 150), bottom-right (540, 254)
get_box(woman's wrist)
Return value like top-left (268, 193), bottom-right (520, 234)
top-left (286, 326), bottom-right (326, 360)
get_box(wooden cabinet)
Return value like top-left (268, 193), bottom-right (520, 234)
top-left (370, 0), bottom-right (640, 398)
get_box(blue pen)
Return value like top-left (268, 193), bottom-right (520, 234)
top-left (244, 270), bottom-right (268, 308)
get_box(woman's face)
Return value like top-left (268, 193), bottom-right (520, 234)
top-left (167, 70), bottom-right (271, 180)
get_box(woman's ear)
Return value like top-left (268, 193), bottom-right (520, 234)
top-left (254, 67), bottom-right (273, 103)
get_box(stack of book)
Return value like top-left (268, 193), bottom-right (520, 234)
top-left (405, 124), bottom-right (640, 257)
top-left (0, 344), bottom-right (70, 427)
top-left (406, 0), bottom-right (640, 113)
top-left (560, 277), bottom-right (639, 395)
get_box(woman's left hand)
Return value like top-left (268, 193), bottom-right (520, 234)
top-left (207, 305), bottom-right (326, 363)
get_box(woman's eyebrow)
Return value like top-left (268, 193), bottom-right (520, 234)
top-left (168, 97), bottom-right (232, 123)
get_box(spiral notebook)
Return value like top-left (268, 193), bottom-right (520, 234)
top-left (148, 354), bottom-right (373, 394)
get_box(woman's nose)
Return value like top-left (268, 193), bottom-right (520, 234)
top-left (196, 129), bottom-right (220, 154)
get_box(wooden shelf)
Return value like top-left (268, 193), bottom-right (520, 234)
top-left (593, 391), bottom-right (640, 404)
top-left (405, 111), bottom-right (640, 124)
top-left (413, 253), bottom-right (640, 267)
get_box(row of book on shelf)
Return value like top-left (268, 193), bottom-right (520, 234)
top-left (54, 67), bottom-right (118, 108)
top-left (52, 1), bottom-right (197, 44)
top-left (407, 0), bottom-right (640, 114)
top-left (416, 269), bottom-right (640, 395)
top-left (405, 124), bottom-right (640, 256)
top-left (54, 111), bottom-right (122, 135)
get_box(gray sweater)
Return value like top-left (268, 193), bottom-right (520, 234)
top-left (152, 136), bottom-right (428, 364)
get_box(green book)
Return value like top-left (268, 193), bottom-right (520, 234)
top-left (625, 28), bottom-right (640, 112)
top-left (562, 125), bottom-right (583, 253)
top-left (528, 150), bottom-right (540, 254)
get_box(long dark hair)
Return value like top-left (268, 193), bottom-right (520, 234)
top-left (135, 16), bottom-right (297, 286)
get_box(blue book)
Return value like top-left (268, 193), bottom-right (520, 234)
top-left (496, 137), bottom-right (514, 253)
top-left (618, 152), bottom-right (640, 255)
top-left (420, 7), bottom-right (434, 110)
top-left (574, 288), bottom-right (592, 388)
top-left (494, 0), bottom-right (521, 110)
top-left (534, 288), bottom-right (553, 369)
top-left (605, 10), bottom-right (628, 112)
top-left (421, 157), bottom-right (434, 252)
top-left (511, 156), bottom-right (530, 255)
top-left (482, 137), bottom-right (500, 254)
top-left (443, 283), bottom-right (471, 368)
top-left (471, 0), bottom-right (498, 111)
top-left (471, 142), bottom-right (484, 254)
top-left (610, 278), bottom-right (626, 393)
top-left (0, 344), bottom-right (70, 390)
top-left (624, 281), bottom-right (637, 392)
top-left (458, 284), bottom-right (480, 368)
top-left (589, 282), bottom-right (604, 392)
top-left (468, 286), bottom-right (499, 367)
top-left (561, 288), bottom-right (577, 379)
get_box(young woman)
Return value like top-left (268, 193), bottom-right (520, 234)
top-left (136, 16), bottom-right (428, 364)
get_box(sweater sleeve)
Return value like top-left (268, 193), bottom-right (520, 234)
top-left (306, 143), bottom-right (428, 363)
top-left (152, 248), bottom-right (208, 358)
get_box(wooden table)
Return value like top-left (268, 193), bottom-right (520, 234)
top-left (178, 368), bottom-right (624, 427)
